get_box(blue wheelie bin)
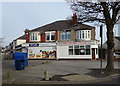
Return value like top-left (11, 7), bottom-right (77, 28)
top-left (15, 60), bottom-right (24, 70)
top-left (14, 52), bottom-right (28, 70)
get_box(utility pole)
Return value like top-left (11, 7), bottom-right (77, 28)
top-left (100, 25), bottom-right (103, 74)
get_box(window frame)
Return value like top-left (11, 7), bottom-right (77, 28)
top-left (76, 30), bottom-right (91, 40)
top-left (61, 31), bottom-right (71, 40)
top-left (68, 45), bottom-right (91, 55)
top-left (69, 46), bottom-right (74, 55)
top-left (30, 32), bottom-right (40, 41)
top-left (45, 31), bottom-right (55, 41)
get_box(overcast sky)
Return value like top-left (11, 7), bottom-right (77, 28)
top-left (2, 2), bottom-right (73, 46)
top-left (1, 0), bottom-right (119, 46)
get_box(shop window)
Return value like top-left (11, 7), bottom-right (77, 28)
top-left (61, 31), bottom-right (70, 40)
top-left (69, 46), bottom-right (73, 55)
top-left (80, 46), bottom-right (85, 55)
top-left (45, 31), bottom-right (55, 41)
top-left (68, 45), bottom-right (91, 55)
top-left (74, 45), bottom-right (79, 55)
top-left (86, 45), bottom-right (90, 55)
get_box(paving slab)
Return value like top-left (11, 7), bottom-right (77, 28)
top-left (62, 74), bottom-right (96, 81)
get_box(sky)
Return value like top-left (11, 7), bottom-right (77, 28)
top-left (0, 2), bottom-right (2, 38)
top-left (1, 1), bottom-right (73, 46)
top-left (0, 0), bottom-right (119, 46)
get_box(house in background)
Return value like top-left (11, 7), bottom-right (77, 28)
top-left (103, 36), bottom-right (120, 60)
top-left (13, 35), bottom-right (26, 52)
top-left (21, 13), bottom-right (99, 60)
top-left (4, 35), bottom-right (26, 59)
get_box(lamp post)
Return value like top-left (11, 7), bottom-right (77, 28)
top-left (100, 25), bottom-right (103, 74)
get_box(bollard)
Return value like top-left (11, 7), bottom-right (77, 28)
top-left (101, 71), bottom-right (104, 74)
top-left (6, 71), bottom-right (14, 83)
top-left (44, 71), bottom-right (49, 80)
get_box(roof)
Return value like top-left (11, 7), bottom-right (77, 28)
top-left (30, 20), bottom-right (95, 32)
top-left (18, 35), bottom-right (26, 39)
top-left (13, 35), bottom-right (26, 41)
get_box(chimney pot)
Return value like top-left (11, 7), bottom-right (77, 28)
top-left (72, 13), bottom-right (78, 25)
top-left (24, 29), bottom-right (29, 33)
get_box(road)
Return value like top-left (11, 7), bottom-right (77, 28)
top-left (2, 60), bottom-right (120, 84)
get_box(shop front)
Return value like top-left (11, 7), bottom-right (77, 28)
top-left (57, 41), bottom-right (98, 60)
top-left (25, 43), bottom-right (57, 59)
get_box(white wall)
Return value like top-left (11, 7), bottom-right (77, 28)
top-left (16, 39), bottom-right (26, 46)
top-left (57, 45), bottom-right (98, 59)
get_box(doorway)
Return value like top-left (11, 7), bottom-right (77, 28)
top-left (92, 48), bottom-right (96, 60)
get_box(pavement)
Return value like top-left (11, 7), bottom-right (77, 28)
top-left (1, 60), bottom-right (120, 85)
top-left (0, 61), bottom-right (2, 86)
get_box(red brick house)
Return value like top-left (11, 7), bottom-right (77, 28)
top-left (20, 14), bottom-right (99, 60)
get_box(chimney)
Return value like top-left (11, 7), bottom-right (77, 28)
top-left (24, 29), bottom-right (30, 43)
top-left (72, 13), bottom-right (78, 25)
top-left (24, 29), bottom-right (29, 34)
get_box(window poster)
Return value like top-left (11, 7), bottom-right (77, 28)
top-left (28, 47), bottom-right (56, 59)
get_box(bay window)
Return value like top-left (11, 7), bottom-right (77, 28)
top-left (76, 30), bottom-right (91, 40)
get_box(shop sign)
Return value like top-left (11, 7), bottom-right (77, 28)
top-left (28, 43), bottom-right (56, 47)
top-left (58, 41), bottom-right (97, 45)
top-left (39, 43), bottom-right (56, 46)
top-left (29, 43), bottom-right (39, 47)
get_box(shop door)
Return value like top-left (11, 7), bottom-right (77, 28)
top-left (92, 48), bottom-right (96, 60)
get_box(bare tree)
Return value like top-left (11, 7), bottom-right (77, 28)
top-left (66, 0), bottom-right (120, 72)
top-left (0, 37), bottom-right (4, 54)
top-left (0, 37), bottom-right (4, 46)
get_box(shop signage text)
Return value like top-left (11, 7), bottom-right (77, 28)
top-left (58, 41), bottom-right (97, 45)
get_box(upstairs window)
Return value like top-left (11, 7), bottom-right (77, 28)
top-left (30, 32), bottom-right (40, 41)
top-left (61, 31), bottom-right (70, 40)
top-left (45, 31), bottom-right (55, 41)
top-left (46, 33), bottom-right (50, 40)
top-left (76, 30), bottom-right (91, 40)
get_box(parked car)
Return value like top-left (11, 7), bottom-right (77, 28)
top-left (114, 52), bottom-right (120, 58)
